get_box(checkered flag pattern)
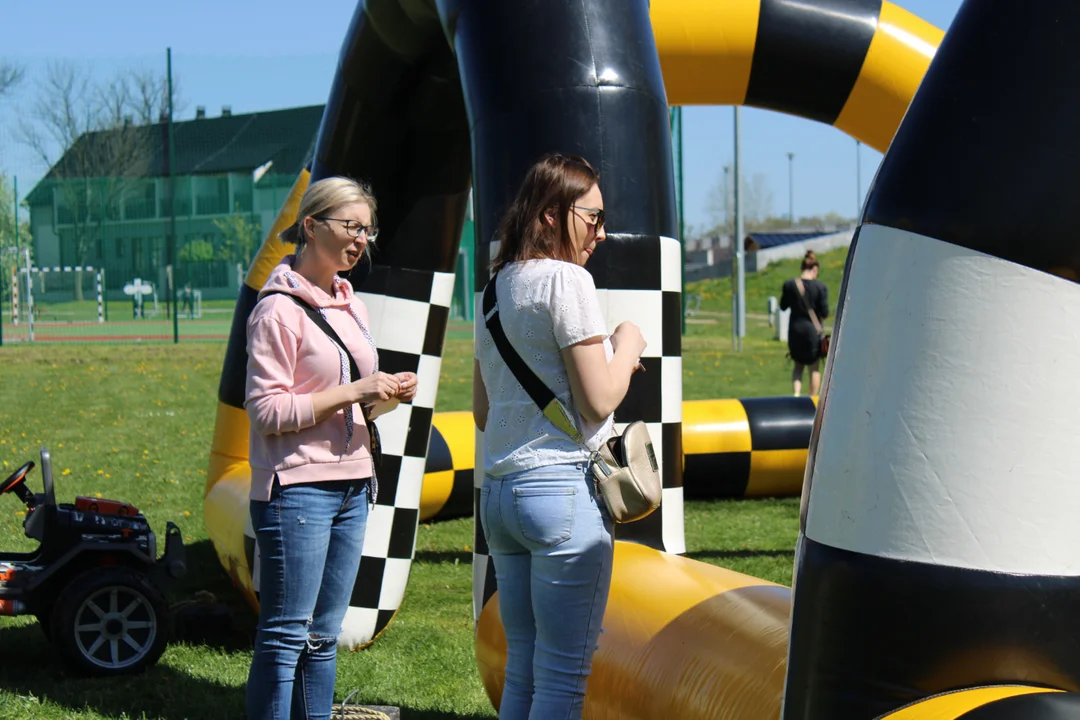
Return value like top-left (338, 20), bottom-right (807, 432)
top-left (472, 235), bottom-right (685, 619)
top-left (244, 265), bottom-right (456, 649)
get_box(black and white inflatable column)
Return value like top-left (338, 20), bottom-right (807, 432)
top-left (436, 0), bottom-right (685, 621)
top-left (783, 1), bottom-right (1080, 718)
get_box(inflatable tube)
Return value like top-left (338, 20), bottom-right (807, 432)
top-left (421, 396), bottom-right (819, 522)
top-left (469, 0), bottom-right (946, 717)
top-left (418, 412), bottom-right (475, 522)
top-left (785, 1), bottom-right (1080, 717)
top-left (461, 0), bottom-right (685, 626)
top-left (650, 0), bottom-right (943, 153)
top-left (682, 396), bottom-right (817, 499)
top-left (878, 688), bottom-right (1071, 720)
top-left (202, 0), bottom-right (943, 691)
top-left (476, 542), bottom-right (789, 719)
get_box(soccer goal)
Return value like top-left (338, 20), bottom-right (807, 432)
top-left (13, 265), bottom-right (105, 335)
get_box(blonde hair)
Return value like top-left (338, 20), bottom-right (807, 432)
top-left (280, 176), bottom-right (378, 256)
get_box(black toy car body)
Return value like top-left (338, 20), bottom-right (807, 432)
top-left (0, 446), bottom-right (186, 676)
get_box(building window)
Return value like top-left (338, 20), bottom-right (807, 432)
top-left (132, 237), bottom-right (144, 275)
top-left (124, 181), bottom-right (157, 220)
top-left (194, 176), bottom-right (229, 215)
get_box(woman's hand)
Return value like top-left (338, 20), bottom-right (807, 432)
top-left (393, 372), bottom-right (418, 402)
top-left (611, 321), bottom-right (647, 359)
top-left (349, 372), bottom-right (401, 404)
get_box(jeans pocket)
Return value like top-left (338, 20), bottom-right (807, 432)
top-left (513, 487), bottom-right (576, 548)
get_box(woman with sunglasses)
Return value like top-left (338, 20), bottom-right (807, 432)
top-left (243, 175), bottom-right (418, 719)
top-left (473, 153), bottom-right (646, 719)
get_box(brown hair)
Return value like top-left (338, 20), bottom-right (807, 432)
top-left (280, 176), bottom-right (378, 258)
top-left (801, 249), bottom-right (819, 271)
top-left (491, 153), bottom-right (600, 273)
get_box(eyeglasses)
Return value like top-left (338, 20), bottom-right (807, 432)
top-left (318, 216), bottom-right (379, 240)
top-left (573, 206), bottom-right (605, 231)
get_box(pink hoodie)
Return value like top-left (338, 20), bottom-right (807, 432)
top-left (244, 256), bottom-right (378, 501)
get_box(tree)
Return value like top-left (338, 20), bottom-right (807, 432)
top-left (17, 61), bottom-right (182, 300)
top-left (0, 174), bottom-right (33, 309)
top-left (743, 173), bottom-right (775, 224)
top-left (212, 208), bottom-right (261, 266)
top-left (178, 238), bottom-right (215, 263)
top-left (0, 62), bottom-right (23, 97)
top-left (706, 168), bottom-right (777, 236)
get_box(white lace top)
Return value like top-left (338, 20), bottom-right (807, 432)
top-left (475, 259), bottom-right (615, 477)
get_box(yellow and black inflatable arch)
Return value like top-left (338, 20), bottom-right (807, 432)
top-left (206, 0), bottom-right (1078, 717)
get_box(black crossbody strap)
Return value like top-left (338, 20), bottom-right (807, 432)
top-left (265, 291), bottom-right (362, 384)
top-left (482, 271), bottom-right (584, 444)
top-left (794, 278), bottom-right (823, 335)
top-left (260, 290), bottom-right (383, 499)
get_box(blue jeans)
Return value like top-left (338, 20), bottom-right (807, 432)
top-left (246, 477), bottom-right (369, 720)
top-left (480, 461), bottom-right (614, 720)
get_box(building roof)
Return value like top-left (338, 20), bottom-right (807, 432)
top-left (745, 230), bottom-right (830, 251)
top-left (26, 104), bottom-right (324, 203)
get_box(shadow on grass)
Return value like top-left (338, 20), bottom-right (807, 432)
top-left (168, 538), bottom-right (258, 652)
top-left (0, 622), bottom-right (247, 719)
top-left (685, 548), bottom-right (795, 561)
top-left (413, 550), bottom-right (473, 565)
top-left (0, 618), bottom-right (493, 720)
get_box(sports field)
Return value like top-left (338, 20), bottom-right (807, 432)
top-left (0, 248), bottom-right (844, 719)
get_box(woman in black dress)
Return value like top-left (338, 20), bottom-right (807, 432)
top-left (780, 250), bottom-right (829, 397)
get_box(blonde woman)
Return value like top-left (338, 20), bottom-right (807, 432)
top-left (244, 176), bottom-right (417, 719)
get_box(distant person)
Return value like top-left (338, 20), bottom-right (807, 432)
top-left (780, 250), bottom-right (829, 397)
top-left (244, 175), bottom-right (418, 720)
top-left (181, 283), bottom-right (194, 319)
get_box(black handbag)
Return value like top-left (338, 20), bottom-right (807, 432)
top-left (263, 292), bottom-right (382, 473)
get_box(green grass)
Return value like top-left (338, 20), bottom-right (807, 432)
top-left (0, 248), bottom-right (842, 718)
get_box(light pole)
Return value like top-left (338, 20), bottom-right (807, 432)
top-left (723, 165), bottom-right (731, 238)
top-left (856, 139), bottom-right (863, 217)
top-left (786, 152), bottom-right (795, 226)
top-left (733, 108), bottom-right (746, 348)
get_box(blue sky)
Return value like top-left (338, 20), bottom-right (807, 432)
top-left (1, 0), bottom-right (964, 234)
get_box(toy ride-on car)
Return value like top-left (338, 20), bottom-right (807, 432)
top-left (0, 446), bottom-right (186, 677)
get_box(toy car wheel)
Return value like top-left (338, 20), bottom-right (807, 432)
top-left (50, 567), bottom-right (169, 677)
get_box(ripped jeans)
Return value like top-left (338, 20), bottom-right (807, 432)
top-left (247, 476), bottom-right (369, 720)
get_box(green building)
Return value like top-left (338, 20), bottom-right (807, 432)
top-left (25, 103), bottom-right (476, 315)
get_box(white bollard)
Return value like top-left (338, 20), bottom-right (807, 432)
top-left (777, 306), bottom-right (791, 343)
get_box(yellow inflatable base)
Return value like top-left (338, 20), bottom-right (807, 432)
top-left (475, 541), bottom-right (1063, 719)
top-left (881, 686), bottom-right (1063, 718)
top-left (476, 541), bottom-right (790, 719)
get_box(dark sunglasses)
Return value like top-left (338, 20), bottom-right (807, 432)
top-left (573, 205), bottom-right (605, 231)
